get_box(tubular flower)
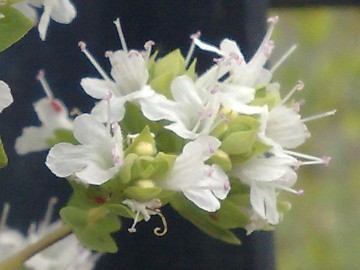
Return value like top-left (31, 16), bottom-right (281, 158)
top-left (46, 114), bottom-right (124, 185)
top-left (79, 19), bottom-right (155, 123)
top-left (231, 151), bottom-right (300, 224)
top-left (160, 136), bottom-right (230, 212)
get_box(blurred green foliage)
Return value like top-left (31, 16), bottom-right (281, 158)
top-left (271, 8), bottom-right (360, 270)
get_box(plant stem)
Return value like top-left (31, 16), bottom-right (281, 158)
top-left (0, 224), bottom-right (72, 270)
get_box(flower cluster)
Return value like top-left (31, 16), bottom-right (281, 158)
top-left (15, 16), bottom-right (335, 250)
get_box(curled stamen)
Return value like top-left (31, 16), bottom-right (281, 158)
top-left (78, 41), bottom-right (112, 81)
top-left (0, 203), bottom-right (10, 231)
top-left (113, 18), bottom-right (128, 52)
top-left (153, 210), bottom-right (168, 237)
top-left (302, 109), bottom-right (337, 123)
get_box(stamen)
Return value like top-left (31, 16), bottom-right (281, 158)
top-left (113, 18), bottom-right (128, 52)
top-left (210, 85), bottom-right (219, 94)
top-left (297, 189), bottom-right (304, 196)
top-left (78, 41), bottom-right (112, 81)
top-left (144, 40), bottom-right (155, 61)
top-left (36, 70), bottom-right (54, 99)
top-left (128, 211), bottom-right (140, 233)
top-left (153, 210), bottom-right (168, 237)
top-left (39, 197), bottom-right (58, 233)
top-left (270, 44), bottom-right (298, 73)
top-left (193, 37), bottom-right (224, 56)
top-left (285, 150), bottom-right (331, 167)
top-left (185, 31), bottom-right (201, 68)
top-left (281, 80), bottom-right (304, 106)
top-left (292, 98), bottom-right (305, 112)
top-left (263, 40), bottom-right (275, 58)
top-left (0, 203), bottom-right (10, 231)
top-left (302, 109), bottom-right (337, 123)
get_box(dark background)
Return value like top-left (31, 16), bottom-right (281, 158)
top-left (0, 1), bottom-right (278, 269)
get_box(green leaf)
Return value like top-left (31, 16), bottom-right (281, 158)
top-left (208, 200), bottom-right (248, 229)
top-left (0, 6), bottom-right (33, 52)
top-left (60, 206), bottom-right (121, 253)
top-left (170, 194), bottom-right (241, 245)
top-left (0, 138), bottom-right (8, 168)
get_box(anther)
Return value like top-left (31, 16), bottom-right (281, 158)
top-left (210, 85), bottom-right (219, 94)
top-left (297, 189), bottom-right (304, 196)
top-left (185, 31), bottom-right (201, 68)
top-left (224, 182), bottom-right (231, 191)
top-left (281, 80), bottom-right (304, 106)
top-left (267, 16), bottom-right (279, 24)
top-left (144, 40), bottom-right (155, 50)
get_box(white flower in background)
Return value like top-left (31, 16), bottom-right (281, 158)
top-left (15, 0), bottom-right (77, 41)
top-left (0, 81), bottom-right (13, 113)
top-left (231, 151), bottom-right (300, 224)
top-left (15, 70), bottom-right (73, 155)
top-left (141, 75), bottom-right (221, 140)
top-left (79, 18), bottom-right (155, 123)
top-left (25, 198), bottom-right (100, 270)
top-left (0, 204), bottom-right (25, 262)
top-left (160, 136), bottom-right (230, 212)
top-left (46, 113), bottom-right (124, 185)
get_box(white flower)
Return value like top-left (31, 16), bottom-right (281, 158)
top-left (46, 113), bottom-right (124, 185)
top-left (160, 136), bottom-right (230, 212)
top-left (25, 198), bottom-right (100, 270)
top-left (79, 19), bottom-right (155, 123)
top-left (193, 16), bottom-right (293, 90)
top-left (231, 151), bottom-right (299, 224)
top-left (0, 81), bottom-right (13, 113)
top-left (141, 75), bottom-right (221, 139)
top-left (17, 0), bottom-right (77, 41)
top-left (26, 222), bottom-right (100, 270)
top-left (15, 71), bottom-right (73, 155)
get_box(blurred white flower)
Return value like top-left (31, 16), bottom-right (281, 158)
top-left (46, 114), bottom-right (124, 185)
top-left (15, 0), bottom-right (77, 41)
top-left (15, 70), bottom-right (73, 155)
top-left (0, 81), bottom-right (13, 113)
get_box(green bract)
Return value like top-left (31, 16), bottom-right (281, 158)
top-left (0, 138), bottom-right (7, 168)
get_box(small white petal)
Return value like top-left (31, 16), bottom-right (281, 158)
top-left (183, 190), bottom-right (220, 212)
top-left (0, 81), bottom-right (13, 113)
top-left (15, 126), bottom-right (53, 155)
top-left (80, 78), bottom-right (118, 99)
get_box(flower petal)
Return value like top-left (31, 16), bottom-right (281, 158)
top-left (15, 126), bottom-right (53, 155)
top-left (183, 190), bottom-right (220, 212)
top-left (80, 78), bottom-right (118, 100)
top-left (0, 81), bottom-right (13, 113)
